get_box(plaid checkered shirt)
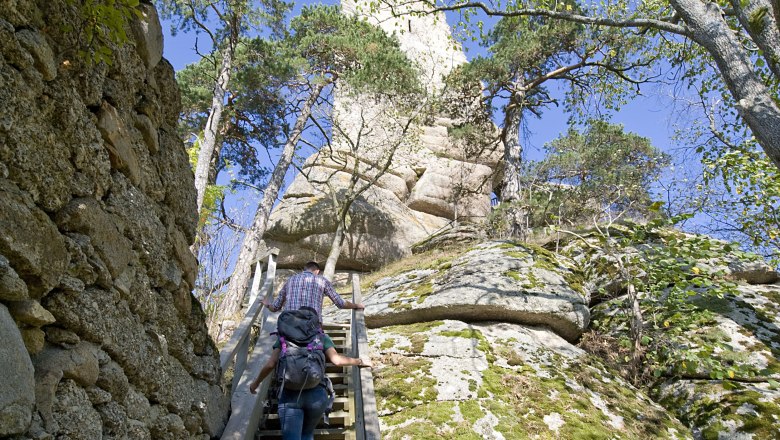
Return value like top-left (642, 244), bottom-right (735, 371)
top-left (269, 271), bottom-right (346, 317)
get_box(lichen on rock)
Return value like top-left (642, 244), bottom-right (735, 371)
top-left (369, 319), bottom-right (689, 439)
top-left (0, 0), bottom-right (226, 437)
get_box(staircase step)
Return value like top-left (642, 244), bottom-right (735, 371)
top-left (257, 427), bottom-right (348, 440)
top-left (264, 410), bottom-right (350, 426)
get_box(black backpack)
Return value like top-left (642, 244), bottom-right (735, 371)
top-left (275, 308), bottom-right (327, 391)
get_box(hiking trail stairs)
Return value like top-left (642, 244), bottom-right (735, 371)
top-left (217, 249), bottom-right (381, 440)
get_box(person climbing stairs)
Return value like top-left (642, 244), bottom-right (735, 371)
top-left (256, 323), bottom-right (355, 440)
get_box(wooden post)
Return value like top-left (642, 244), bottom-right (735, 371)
top-left (248, 259), bottom-right (263, 307)
top-left (351, 275), bottom-right (381, 440)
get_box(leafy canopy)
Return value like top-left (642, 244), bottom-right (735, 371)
top-left (527, 120), bottom-right (670, 226)
top-left (288, 5), bottom-right (421, 97)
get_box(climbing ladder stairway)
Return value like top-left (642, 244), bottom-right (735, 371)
top-left (216, 250), bottom-right (380, 440)
top-left (256, 323), bottom-right (356, 440)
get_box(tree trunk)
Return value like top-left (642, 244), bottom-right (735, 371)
top-left (194, 48), bottom-right (233, 214)
top-left (728, 0), bottom-right (780, 80)
top-left (501, 101), bottom-right (523, 202)
top-left (500, 92), bottom-right (529, 238)
top-left (322, 218), bottom-right (346, 281)
top-left (217, 83), bottom-right (327, 320)
top-left (671, 0), bottom-right (780, 169)
top-left (627, 283), bottom-right (643, 373)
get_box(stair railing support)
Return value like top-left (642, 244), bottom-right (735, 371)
top-left (218, 248), bottom-right (279, 439)
top-left (351, 274), bottom-right (381, 440)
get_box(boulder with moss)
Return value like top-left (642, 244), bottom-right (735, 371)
top-left (567, 227), bottom-right (780, 438)
top-left (367, 319), bottom-right (690, 439)
top-left (361, 241), bottom-right (589, 342)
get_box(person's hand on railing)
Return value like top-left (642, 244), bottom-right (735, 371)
top-left (357, 357), bottom-right (373, 368)
top-left (249, 378), bottom-right (260, 394)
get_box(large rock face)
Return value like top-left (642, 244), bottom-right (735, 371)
top-left (0, 1), bottom-right (226, 438)
top-left (367, 320), bottom-right (690, 439)
top-left (264, 0), bottom-right (502, 271)
top-left (321, 227), bottom-right (780, 438)
top-left (564, 228), bottom-right (780, 439)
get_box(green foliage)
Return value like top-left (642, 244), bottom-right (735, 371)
top-left (177, 37), bottom-right (293, 187)
top-left (65, 0), bottom-right (142, 65)
top-left (583, 216), bottom-right (760, 385)
top-left (187, 137), bottom-right (228, 222)
top-left (525, 119), bottom-right (670, 227)
top-left (288, 5), bottom-right (421, 98)
top-left (699, 142), bottom-right (780, 266)
top-left (157, 0), bottom-right (290, 39)
top-left (446, 0), bottom-right (652, 127)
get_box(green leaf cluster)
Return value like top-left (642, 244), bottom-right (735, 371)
top-left (527, 119), bottom-right (669, 225)
top-left (65, 0), bottom-right (142, 65)
top-left (177, 37), bottom-right (293, 187)
top-left (287, 5), bottom-right (421, 98)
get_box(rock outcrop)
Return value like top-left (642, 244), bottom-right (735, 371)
top-left (0, 1), bottom-right (227, 438)
top-left (368, 320), bottom-right (690, 439)
top-left (264, 0), bottom-right (502, 271)
top-left (320, 228), bottom-right (780, 437)
top-left (362, 241), bottom-right (589, 342)
top-left (563, 228), bottom-right (780, 438)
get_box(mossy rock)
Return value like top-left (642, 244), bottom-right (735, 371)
top-left (369, 320), bottom-right (690, 438)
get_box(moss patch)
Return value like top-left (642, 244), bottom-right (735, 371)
top-left (379, 338), bottom-right (397, 351)
top-left (374, 356), bottom-right (438, 413)
top-left (658, 381), bottom-right (780, 438)
top-left (382, 401), bottom-right (482, 440)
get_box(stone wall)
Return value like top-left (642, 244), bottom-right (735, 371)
top-left (0, 1), bottom-right (227, 438)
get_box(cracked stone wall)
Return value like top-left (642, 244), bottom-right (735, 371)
top-left (0, 1), bottom-right (228, 438)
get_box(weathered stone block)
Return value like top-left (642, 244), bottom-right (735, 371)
top-left (20, 326), bottom-right (45, 354)
top-left (15, 29), bottom-right (56, 81)
top-left (9, 300), bottom-right (56, 326)
top-left (364, 241), bottom-right (590, 342)
top-left (130, 3), bottom-right (163, 69)
top-left (0, 181), bottom-right (67, 297)
top-left (0, 304), bottom-right (35, 436)
top-left (133, 113), bottom-right (159, 154)
top-left (0, 254), bottom-right (28, 301)
top-left (96, 102), bottom-right (142, 185)
top-left (52, 380), bottom-right (102, 439)
top-left (44, 326), bottom-right (80, 347)
top-left (56, 198), bottom-right (134, 280)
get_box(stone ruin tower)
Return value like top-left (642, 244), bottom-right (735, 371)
top-left (264, 0), bottom-right (502, 272)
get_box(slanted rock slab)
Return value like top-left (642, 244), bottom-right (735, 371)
top-left (364, 241), bottom-right (590, 342)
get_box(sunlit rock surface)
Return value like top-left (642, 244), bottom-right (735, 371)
top-left (265, 0), bottom-right (501, 271)
top-left (0, 1), bottom-right (227, 437)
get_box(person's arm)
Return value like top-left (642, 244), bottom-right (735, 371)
top-left (249, 348), bottom-right (280, 394)
top-left (343, 300), bottom-right (365, 310)
top-left (322, 280), bottom-right (365, 310)
top-left (324, 347), bottom-right (372, 368)
top-left (262, 282), bottom-right (287, 312)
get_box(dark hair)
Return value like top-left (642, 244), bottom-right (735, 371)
top-left (304, 261), bottom-right (321, 271)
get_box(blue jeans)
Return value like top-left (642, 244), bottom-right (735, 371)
top-left (278, 385), bottom-right (328, 440)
